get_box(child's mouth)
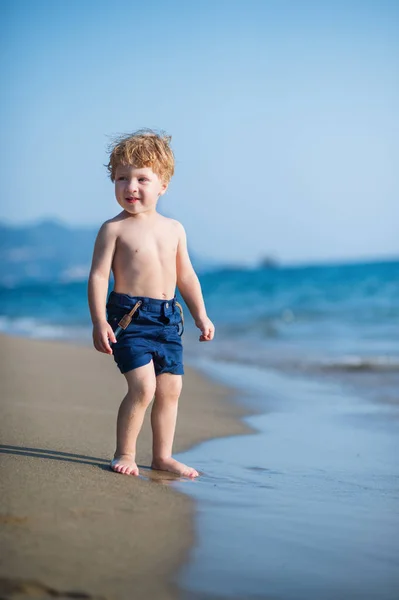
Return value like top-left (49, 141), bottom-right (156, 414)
top-left (126, 198), bottom-right (139, 204)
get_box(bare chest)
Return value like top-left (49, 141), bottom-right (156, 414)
top-left (116, 228), bottom-right (178, 262)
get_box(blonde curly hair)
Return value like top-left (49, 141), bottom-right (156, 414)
top-left (106, 128), bottom-right (175, 183)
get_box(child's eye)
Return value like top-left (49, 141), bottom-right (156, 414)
top-left (117, 176), bottom-right (127, 181)
top-left (139, 178), bottom-right (149, 183)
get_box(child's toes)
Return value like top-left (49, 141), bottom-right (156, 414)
top-left (110, 456), bottom-right (139, 476)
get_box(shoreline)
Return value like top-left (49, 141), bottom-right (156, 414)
top-left (0, 333), bottom-right (255, 600)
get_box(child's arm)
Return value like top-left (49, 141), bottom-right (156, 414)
top-left (88, 222), bottom-right (118, 354)
top-left (176, 223), bottom-right (215, 342)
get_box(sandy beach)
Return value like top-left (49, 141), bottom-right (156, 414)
top-left (0, 334), bottom-right (253, 600)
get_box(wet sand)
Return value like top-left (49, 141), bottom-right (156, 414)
top-left (0, 334), bottom-right (253, 600)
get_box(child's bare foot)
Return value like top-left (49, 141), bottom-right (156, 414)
top-left (110, 454), bottom-right (139, 476)
top-left (151, 458), bottom-right (199, 478)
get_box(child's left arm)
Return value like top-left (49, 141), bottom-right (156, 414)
top-left (176, 222), bottom-right (215, 342)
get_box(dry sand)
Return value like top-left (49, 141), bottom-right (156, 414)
top-left (0, 334), bottom-right (252, 600)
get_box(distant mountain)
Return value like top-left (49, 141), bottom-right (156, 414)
top-left (0, 220), bottom-right (97, 285)
top-left (0, 219), bottom-right (215, 286)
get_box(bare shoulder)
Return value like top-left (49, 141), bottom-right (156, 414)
top-left (103, 211), bottom-right (127, 228)
top-left (157, 215), bottom-right (185, 239)
top-left (160, 215), bottom-right (185, 236)
top-left (97, 212), bottom-right (126, 236)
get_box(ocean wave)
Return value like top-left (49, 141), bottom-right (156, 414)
top-left (186, 337), bottom-right (399, 378)
top-left (319, 355), bottom-right (399, 373)
top-left (0, 315), bottom-right (91, 343)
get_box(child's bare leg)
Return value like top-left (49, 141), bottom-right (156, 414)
top-left (151, 373), bottom-right (199, 478)
top-left (111, 361), bottom-right (156, 476)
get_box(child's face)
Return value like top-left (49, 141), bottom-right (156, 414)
top-left (114, 164), bottom-right (168, 216)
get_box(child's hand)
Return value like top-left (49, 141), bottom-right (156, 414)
top-left (195, 317), bottom-right (215, 342)
top-left (92, 322), bottom-right (117, 355)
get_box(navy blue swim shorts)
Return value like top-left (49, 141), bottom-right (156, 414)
top-left (106, 291), bottom-right (184, 376)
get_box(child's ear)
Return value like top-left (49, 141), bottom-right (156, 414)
top-left (159, 182), bottom-right (169, 196)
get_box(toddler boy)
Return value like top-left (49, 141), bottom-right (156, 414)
top-left (88, 129), bottom-right (214, 478)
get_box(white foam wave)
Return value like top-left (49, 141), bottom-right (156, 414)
top-left (320, 355), bottom-right (399, 372)
top-left (0, 315), bottom-right (91, 343)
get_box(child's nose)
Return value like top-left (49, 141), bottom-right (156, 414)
top-left (127, 179), bottom-right (138, 192)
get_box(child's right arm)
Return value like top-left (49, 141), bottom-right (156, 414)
top-left (88, 222), bottom-right (117, 355)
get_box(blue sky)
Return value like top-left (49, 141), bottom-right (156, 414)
top-left (1, 0), bottom-right (398, 265)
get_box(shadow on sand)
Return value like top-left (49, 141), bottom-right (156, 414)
top-left (0, 444), bottom-right (188, 484)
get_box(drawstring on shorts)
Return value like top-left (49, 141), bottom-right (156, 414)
top-left (175, 300), bottom-right (184, 336)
